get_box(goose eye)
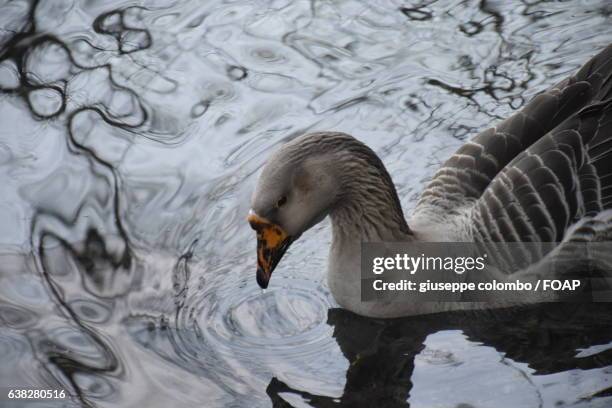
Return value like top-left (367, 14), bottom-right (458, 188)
top-left (276, 196), bottom-right (287, 208)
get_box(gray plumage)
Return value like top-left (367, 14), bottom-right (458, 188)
top-left (416, 44), bottom-right (612, 245)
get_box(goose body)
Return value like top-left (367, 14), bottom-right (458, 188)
top-left (249, 44), bottom-right (612, 318)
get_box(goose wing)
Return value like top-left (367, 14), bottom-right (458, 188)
top-left (472, 96), bottom-right (612, 243)
top-left (469, 45), bottom-right (612, 243)
top-left (414, 44), bottom-right (612, 233)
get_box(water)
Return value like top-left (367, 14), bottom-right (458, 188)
top-left (1, 0), bottom-right (612, 406)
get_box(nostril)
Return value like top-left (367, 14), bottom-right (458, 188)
top-left (247, 210), bottom-right (266, 231)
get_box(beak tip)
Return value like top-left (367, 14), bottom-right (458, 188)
top-left (256, 269), bottom-right (270, 289)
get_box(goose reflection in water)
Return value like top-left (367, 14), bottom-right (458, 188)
top-left (268, 305), bottom-right (612, 407)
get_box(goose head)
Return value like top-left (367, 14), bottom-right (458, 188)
top-left (248, 133), bottom-right (341, 288)
top-left (248, 131), bottom-right (410, 289)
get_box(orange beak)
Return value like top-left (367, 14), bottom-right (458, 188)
top-left (247, 211), bottom-right (292, 288)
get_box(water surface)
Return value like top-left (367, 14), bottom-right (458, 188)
top-left (1, 0), bottom-right (612, 406)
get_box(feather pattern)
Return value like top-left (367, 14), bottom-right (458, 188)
top-left (413, 44), bottom-right (612, 248)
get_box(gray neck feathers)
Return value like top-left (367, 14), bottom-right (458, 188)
top-left (332, 146), bottom-right (412, 241)
top-left (287, 132), bottom-right (412, 242)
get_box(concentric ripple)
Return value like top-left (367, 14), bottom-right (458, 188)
top-left (149, 273), bottom-right (348, 400)
top-left (193, 276), bottom-right (336, 358)
top-left (225, 282), bottom-right (329, 342)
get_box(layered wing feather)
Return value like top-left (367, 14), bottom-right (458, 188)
top-left (415, 45), bottom-right (612, 212)
top-left (414, 44), bottom-right (612, 246)
top-left (472, 51), bottom-right (612, 244)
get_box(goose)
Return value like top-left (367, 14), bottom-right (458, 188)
top-left (248, 44), bottom-right (612, 318)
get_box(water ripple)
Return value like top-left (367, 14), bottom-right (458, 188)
top-left (203, 278), bottom-right (334, 355)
